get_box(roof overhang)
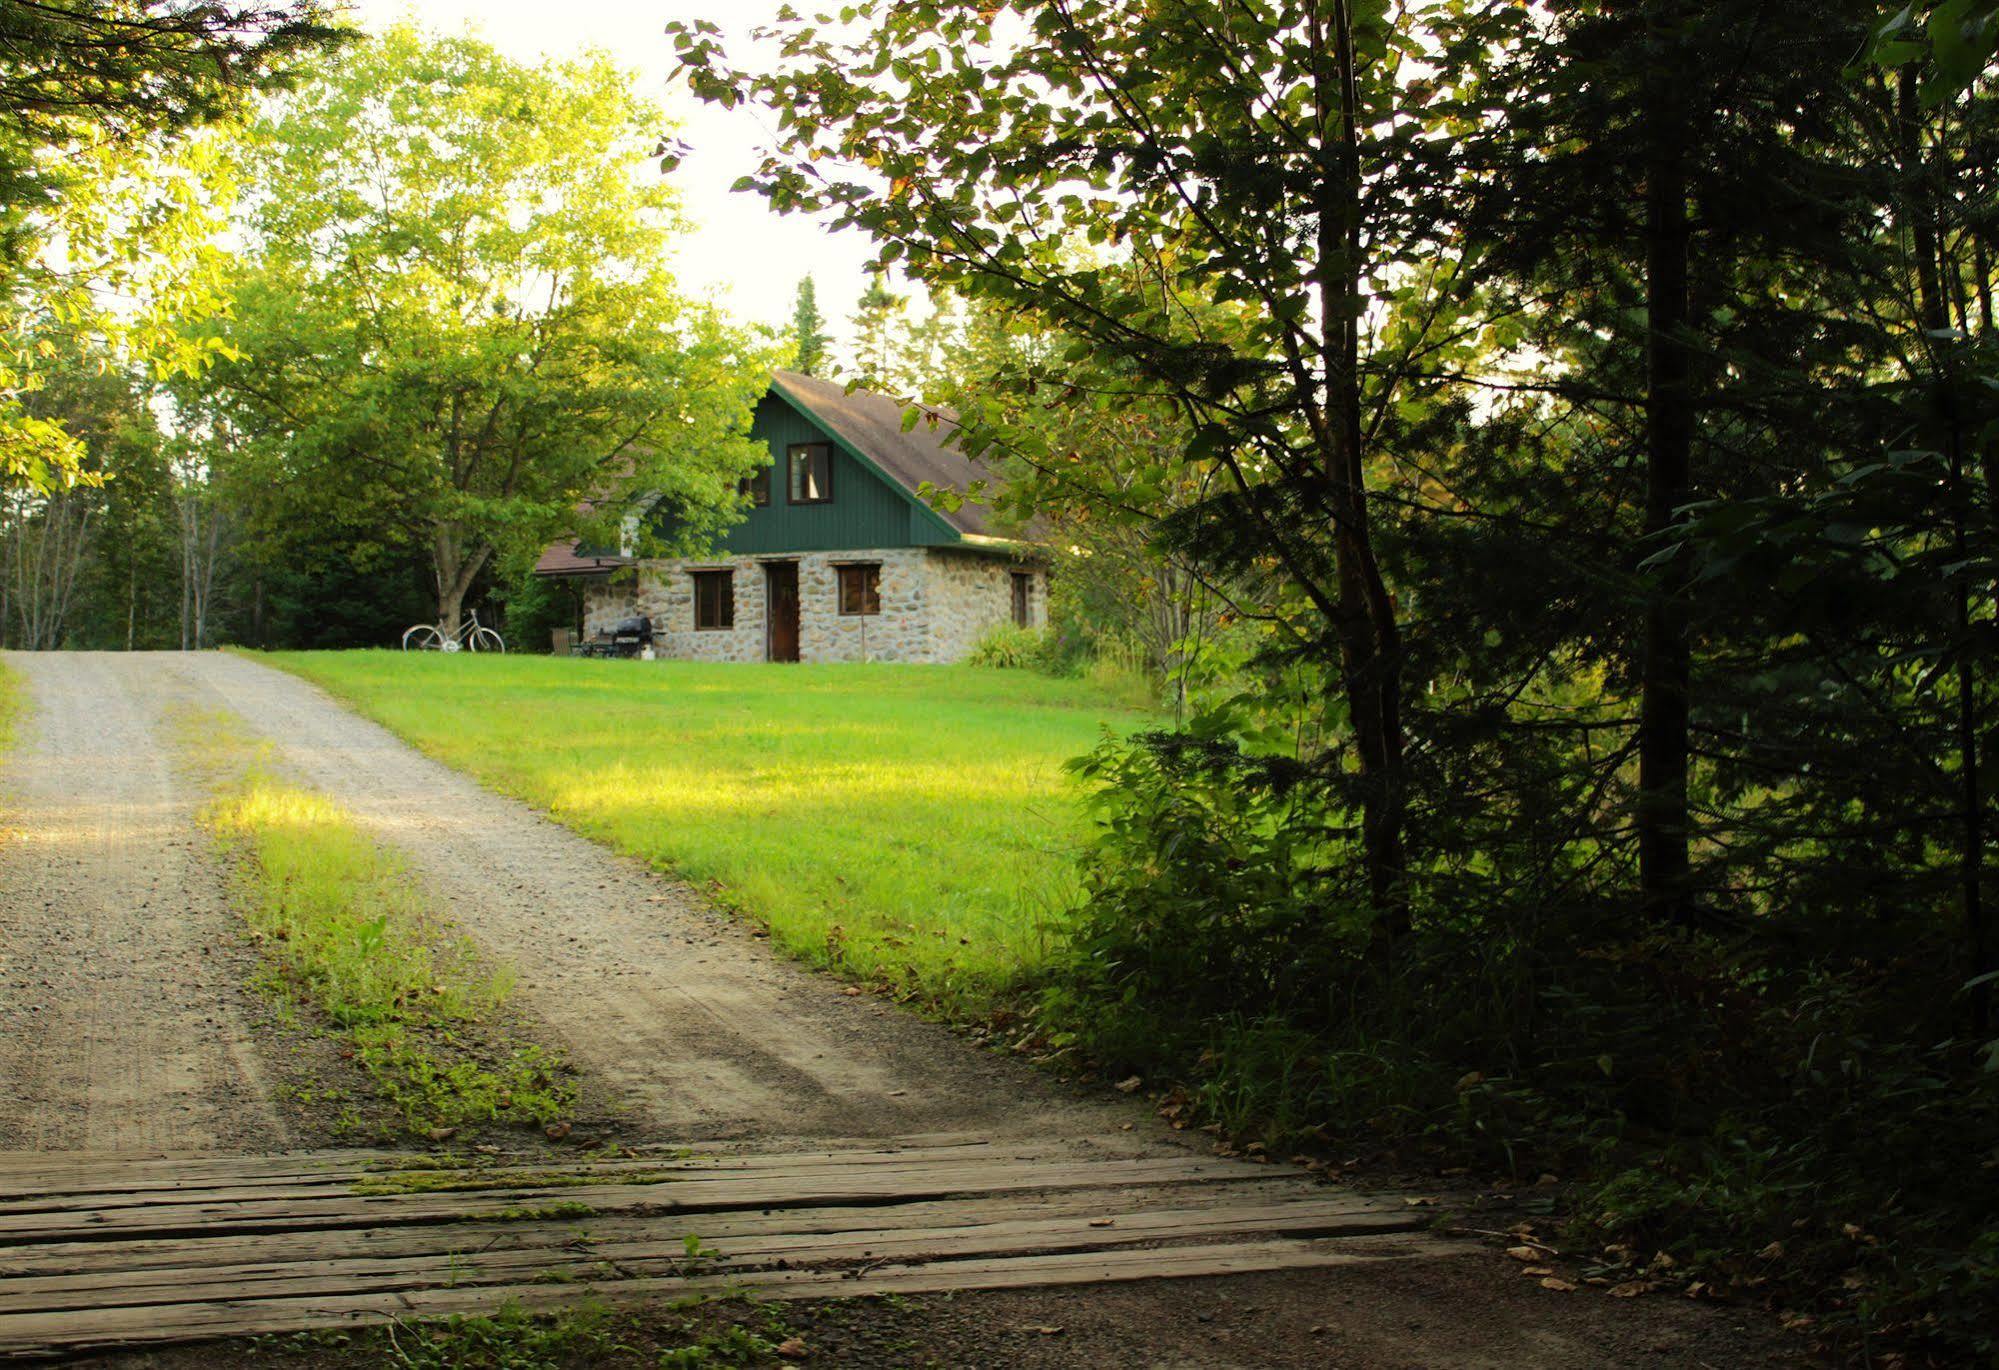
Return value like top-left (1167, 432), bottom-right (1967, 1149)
top-left (950, 533), bottom-right (1047, 560)
top-left (532, 548), bottom-right (632, 579)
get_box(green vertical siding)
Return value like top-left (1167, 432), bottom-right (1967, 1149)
top-left (675, 392), bottom-right (955, 555)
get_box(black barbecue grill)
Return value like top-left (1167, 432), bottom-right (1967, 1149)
top-left (572, 614), bottom-right (654, 658)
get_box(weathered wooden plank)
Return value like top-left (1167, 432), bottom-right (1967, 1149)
top-left (0, 1156), bottom-right (1288, 1244)
top-left (0, 1151), bottom-right (403, 1189)
top-left (0, 1140), bottom-right (1168, 1206)
top-left (0, 1135), bottom-right (1001, 1185)
top-left (0, 1177), bottom-right (1336, 1277)
top-left (0, 1235), bottom-right (1454, 1358)
top-left (0, 1198), bottom-right (1421, 1314)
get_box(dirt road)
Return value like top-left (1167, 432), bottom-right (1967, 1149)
top-left (0, 654), bottom-right (286, 1152)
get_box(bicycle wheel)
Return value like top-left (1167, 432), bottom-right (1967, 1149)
top-left (469, 627), bottom-right (506, 653)
top-left (402, 624), bottom-right (445, 651)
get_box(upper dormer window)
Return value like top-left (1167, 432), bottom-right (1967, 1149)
top-left (788, 443), bottom-right (832, 504)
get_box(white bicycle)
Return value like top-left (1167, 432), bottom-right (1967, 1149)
top-left (401, 608), bottom-right (505, 653)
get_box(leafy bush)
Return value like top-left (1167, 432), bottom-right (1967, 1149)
top-left (1051, 728), bottom-right (1355, 1028)
top-left (966, 622), bottom-right (1052, 669)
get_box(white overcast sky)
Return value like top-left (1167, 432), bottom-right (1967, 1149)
top-left (344, 0), bottom-right (878, 333)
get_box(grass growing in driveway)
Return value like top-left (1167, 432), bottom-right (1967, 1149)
top-left (0, 657), bottom-right (19, 754)
top-left (184, 710), bottom-right (575, 1137)
top-left (264, 652), bottom-right (1151, 1011)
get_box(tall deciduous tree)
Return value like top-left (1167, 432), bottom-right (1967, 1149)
top-left (670, 0), bottom-right (1518, 921)
top-left (209, 26), bottom-right (775, 637)
top-left (0, 343), bottom-right (167, 648)
top-left (0, 1), bottom-right (343, 494)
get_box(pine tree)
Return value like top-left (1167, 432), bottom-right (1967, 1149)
top-left (847, 273), bottom-right (906, 386)
top-left (789, 276), bottom-right (828, 376)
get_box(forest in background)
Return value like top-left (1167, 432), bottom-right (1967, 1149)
top-left (3, 17), bottom-right (772, 655)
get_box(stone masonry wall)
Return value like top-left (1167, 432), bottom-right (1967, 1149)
top-left (798, 548), bottom-right (931, 662)
top-left (579, 547), bottom-right (1046, 664)
top-left (928, 547), bottom-right (1042, 661)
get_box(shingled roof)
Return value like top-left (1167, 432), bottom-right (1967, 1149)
top-left (771, 369), bottom-right (1014, 540)
top-left (532, 542), bottom-right (628, 578)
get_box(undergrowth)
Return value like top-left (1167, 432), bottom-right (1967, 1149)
top-left (182, 710), bottom-right (574, 1137)
top-left (262, 1299), bottom-right (796, 1369)
top-left (1029, 727), bottom-right (1999, 1365)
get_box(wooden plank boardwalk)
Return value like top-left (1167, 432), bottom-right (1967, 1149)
top-left (0, 1139), bottom-right (1449, 1359)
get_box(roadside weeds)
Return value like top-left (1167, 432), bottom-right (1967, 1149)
top-left (176, 707), bottom-right (576, 1142)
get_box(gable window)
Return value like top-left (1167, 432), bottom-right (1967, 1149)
top-left (788, 443), bottom-right (833, 504)
top-left (739, 465), bottom-right (771, 507)
top-left (837, 563), bottom-right (881, 616)
top-left (1011, 572), bottom-right (1033, 627)
top-left (692, 569), bottom-right (734, 630)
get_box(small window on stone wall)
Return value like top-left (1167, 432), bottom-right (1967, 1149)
top-left (837, 563), bottom-right (881, 616)
top-left (1011, 571), bottom-right (1033, 627)
top-left (693, 570), bottom-right (734, 630)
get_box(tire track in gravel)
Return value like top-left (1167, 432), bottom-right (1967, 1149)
top-left (0, 653), bottom-right (287, 1152)
top-left (179, 650), bottom-right (1140, 1151)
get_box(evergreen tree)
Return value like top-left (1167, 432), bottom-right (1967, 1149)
top-left (846, 273), bottom-right (906, 386)
top-left (789, 275), bottom-right (829, 375)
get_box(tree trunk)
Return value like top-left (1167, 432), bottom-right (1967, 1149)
top-left (1636, 28), bottom-right (1695, 926)
top-left (5, 490), bottom-right (94, 651)
top-left (1, 496), bottom-right (13, 651)
top-left (1898, 71), bottom-right (1990, 1031)
top-left (1320, 0), bottom-right (1407, 929)
top-left (178, 502), bottom-right (193, 651)
top-left (431, 523), bottom-right (491, 641)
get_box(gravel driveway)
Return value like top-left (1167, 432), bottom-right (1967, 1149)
top-left (2, 651), bottom-right (1130, 1152)
top-left (0, 654), bottom-right (287, 1151)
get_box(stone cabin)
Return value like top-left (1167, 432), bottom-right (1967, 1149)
top-left (534, 370), bottom-right (1047, 663)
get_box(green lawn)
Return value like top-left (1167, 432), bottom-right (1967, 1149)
top-left (265, 653), bottom-right (1150, 1010)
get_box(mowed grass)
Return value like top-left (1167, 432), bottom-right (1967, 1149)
top-left (265, 652), bottom-right (1151, 1010)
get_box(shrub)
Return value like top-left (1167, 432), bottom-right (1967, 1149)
top-left (966, 622), bottom-right (1052, 669)
top-left (1038, 723), bottom-right (1999, 1361)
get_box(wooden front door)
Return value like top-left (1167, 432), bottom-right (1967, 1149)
top-left (765, 561), bottom-right (800, 662)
